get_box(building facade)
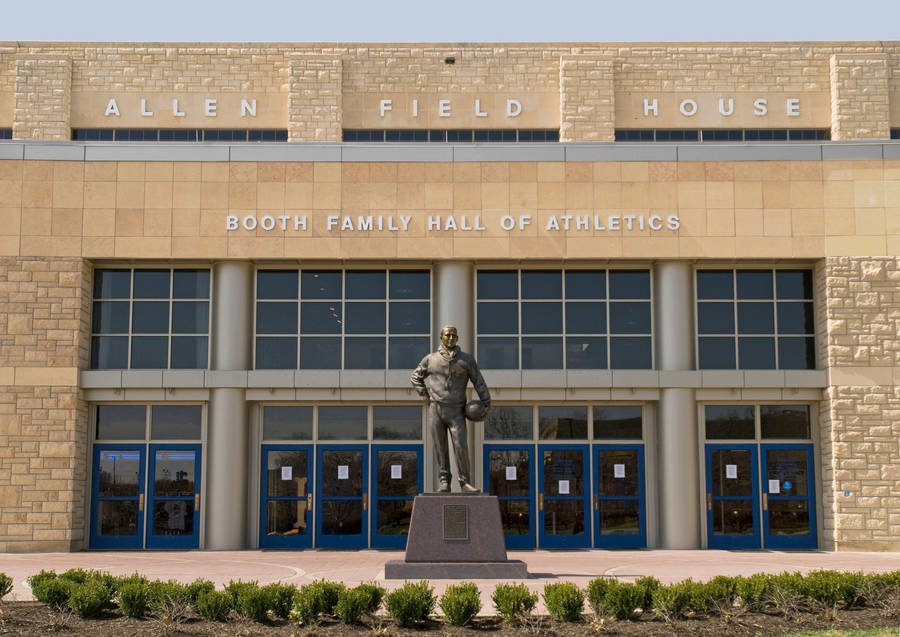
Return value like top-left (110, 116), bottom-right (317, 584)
top-left (0, 41), bottom-right (899, 553)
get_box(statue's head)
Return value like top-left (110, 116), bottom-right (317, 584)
top-left (440, 325), bottom-right (458, 349)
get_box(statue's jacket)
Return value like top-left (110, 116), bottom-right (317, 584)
top-left (410, 345), bottom-right (491, 407)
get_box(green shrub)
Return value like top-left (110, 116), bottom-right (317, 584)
top-left (290, 586), bottom-right (319, 625)
top-left (26, 570), bottom-right (58, 601)
top-left (491, 583), bottom-right (538, 623)
top-left (354, 581), bottom-right (385, 614)
top-left (543, 582), bottom-right (584, 622)
top-left (59, 568), bottom-right (91, 585)
top-left (634, 576), bottom-right (660, 610)
top-left (117, 580), bottom-right (149, 618)
top-left (803, 570), bottom-right (863, 608)
top-left (261, 582), bottom-right (296, 619)
top-left (147, 579), bottom-right (190, 611)
top-left (705, 575), bottom-right (738, 606)
top-left (603, 581), bottom-right (645, 620)
top-left (196, 590), bottom-right (232, 622)
top-left (0, 573), bottom-right (12, 600)
top-left (69, 579), bottom-right (113, 618)
top-left (237, 585), bottom-right (270, 623)
top-left (652, 581), bottom-right (692, 621)
top-left (586, 577), bottom-right (612, 615)
top-left (734, 573), bottom-right (772, 610)
top-left (224, 580), bottom-right (258, 607)
top-left (185, 578), bottom-right (215, 604)
top-left (770, 571), bottom-right (805, 596)
top-left (440, 582), bottom-right (481, 626)
top-left (384, 580), bottom-right (435, 628)
top-left (334, 587), bottom-right (369, 625)
top-left (684, 578), bottom-right (710, 614)
top-left (28, 572), bottom-right (72, 609)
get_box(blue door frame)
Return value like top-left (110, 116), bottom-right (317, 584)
top-left (90, 445), bottom-right (146, 550)
top-left (145, 444), bottom-right (202, 550)
top-left (593, 445), bottom-right (646, 548)
top-left (761, 444), bottom-right (817, 549)
top-left (260, 445), bottom-right (314, 549)
top-left (705, 444), bottom-right (761, 549)
top-left (316, 445), bottom-right (369, 549)
top-left (370, 444), bottom-right (422, 549)
top-left (537, 444), bottom-right (590, 549)
top-left (483, 444), bottom-right (536, 549)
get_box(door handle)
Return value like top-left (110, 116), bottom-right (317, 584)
top-left (138, 493), bottom-right (144, 512)
top-left (538, 493), bottom-right (543, 511)
top-left (362, 493), bottom-right (367, 511)
top-left (594, 494), bottom-right (599, 511)
top-left (707, 493), bottom-right (712, 511)
top-left (194, 493), bottom-right (199, 510)
top-left (307, 493), bottom-right (312, 509)
top-left (763, 493), bottom-right (768, 511)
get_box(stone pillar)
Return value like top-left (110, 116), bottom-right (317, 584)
top-left (288, 54), bottom-right (342, 142)
top-left (654, 261), bottom-right (700, 548)
top-left (13, 54), bottom-right (72, 141)
top-left (206, 261), bottom-right (253, 549)
top-left (559, 56), bottom-right (614, 142)
top-left (829, 53), bottom-right (890, 140)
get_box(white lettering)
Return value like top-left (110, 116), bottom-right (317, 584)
top-left (242, 216), bottom-right (257, 230)
top-left (388, 216), bottom-right (399, 231)
top-left (754, 98), bottom-right (768, 116)
top-left (666, 215), bottom-right (681, 230)
top-left (518, 215), bottom-right (530, 230)
top-left (679, 99), bottom-right (698, 117)
top-left (358, 216), bottom-right (373, 231)
top-left (643, 98), bottom-right (658, 117)
top-left (261, 215), bottom-right (275, 231)
top-left (278, 215), bottom-right (289, 230)
top-left (428, 216), bottom-right (440, 231)
top-left (444, 216), bottom-right (457, 230)
top-left (380, 99), bottom-right (393, 117)
top-left (787, 98), bottom-right (800, 117)
top-left (327, 215), bottom-right (339, 231)
top-left (506, 99), bottom-right (522, 117)
top-left (226, 215), bottom-right (238, 230)
top-left (545, 216), bottom-right (560, 231)
top-left (649, 215), bottom-right (663, 230)
top-left (241, 99), bottom-right (257, 117)
top-left (460, 215), bottom-right (472, 231)
top-left (377, 217), bottom-right (384, 231)
top-left (594, 216), bottom-right (606, 230)
top-left (205, 98), bottom-right (217, 117)
top-left (500, 215), bottom-right (515, 231)
top-left (400, 215), bottom-right (411, 230)
top-left (412, 99), bottom-right (418, 118)
top-left (624, 215), bottom-right (636, 230)
top-left (294, 216), bottom-right (307, 231)
top-left (560, 215), bottom-right (572, 230)
top-left (474, 99), bottom-right (487, 117)
top-left (639, 216), bottom-right (645, 230)
top-left (576, 216), bottom-right (588, 230)
top-left (718, 97), bottom-right (734, 116)
top-left (172, 99), bottom-right (185, 117)
top-left (475, 216), bottom-right (485, 230)
top-left (140, 99), bottom-right (153, 117)
top-left (340, 217), bottom-right (354, 231)
top-left (439, 99), bottom-right (451, 117)
top-left (608, 215), bottom-right (621, 230)
top-left (104, 98), bottom-right (120, 117)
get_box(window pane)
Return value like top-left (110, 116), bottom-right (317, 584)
top-left (256, 337), bottom-right (297, 369)
top-left (478, 302), bottom-right (518, 334)
top-left (299, 337), bottom-right (341, 368)
top-left (609, 270), bottom-right (650, 299)
top-left (151, 405), bottom-right (202, 440)
top-left (565, 302), bottom-right (606, 333)
top-left (132, 301), bottom-right (169, 333)
top-left (478, 337), bottom-right (518, 369)
top-left (610, 337), bottom-right (652, 368)
top-left (300, 302), bottom-right (342, 334)
top-left (389, 337), bottom-right (429, 370)
top-left (389, 302), bottom-right (429, 334)
top-left (522, 302), bottom-right (562, 334)
top-left (566, 337), bottom-right (607, 369)
top-left (565, 270), bottom-right (605, 299)
top-left (131, 336), bottom-right (168, 368)
top-left (776, 270), bottom-right (813, 299)
top-left (263, 405), bottom-right (313, 440)
top-left (593, 405), bottom-right (642, 439)
top-left (97, 405), bottom-right (146, 440)
top-left (170, 336), bottom-right (208, 368)
top-left (609, 302), bottom-right (651, 333)
top-left (92, 336), bottom-right (129, 368)
top-left (539, 406), bottom-right (587, 439)
top-left (522, 270), bottom-right (561, 299)
top-left (738, 337), bottom-right (775, 368)
top-left (697, 302), bottom-right (734, 334)
top-left (256, 302), bottom-right (298, 334)
top-left (389, 271), bottom-right (429, 299)
top-left (761, 405), bottom-right (810, 438)
top-left (778, 337), bottom-right (816, 369)
top-left (133, 270), bottom-right (170, 298)
top-left (172, 302), bottom-right (208, 333)
top-left (257, 271), bottom-right (298, 300)
top-left (346, 271), bottom-right (385, 299)
top-left (698, 337), bottom-right (736, 369)
top-left (777, 302), bottom-right (814, 334)
top-left (373, 406), bottom-right (422, 440)
top-left (705, 405), bottom-right (755, 439)
top-left (346, 302), bottom-right (386, 334)
top-left (93, 301), bottom-right (130, 333)
top-left (737, 270), bottom-right (773, 299)
top-left (484, 406), bottom-right (533, 439)
top-left (522, 337), bottom-right (563, 369)
top-left (697, 270), bottom-right (733, 300)
top-left (344, 337), bottom-right (385, 368)
top-left (737, 302), bottom-right (774, 334)
top-left (301, 271), bottom-right (340, 299)
top-left (172, 270), bottom-right (210, 299)
top-left (318, 406), bottom-right (367, 440)
top-left (477, 271), bottom-right (517, 299)
top-left (94, 269), bottom-right (131, 298)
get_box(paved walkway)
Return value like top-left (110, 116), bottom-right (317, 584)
top-left (3, 550), bottom-right (900, 612)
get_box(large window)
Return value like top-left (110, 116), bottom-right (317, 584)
top-left (0, 128), bottom-right (11, 140)
top-left (696, 269), bottom-right (815, 370)
top-left (91, 269), bottom-right (210, 369)
top-left (261, 404), bottom-right (423, 441)
top-left (255, 270), bottom-right (430, 370)
top-left (343, 129), bottom-right (559, 143)
top-left (95, 404), bottom-right (203, 441)
top-left (704, 404), bottom-right (811, 440)
top-left (476, 270), bottom-right (652, 370)
top-left (484, 404), bottom-right (644, 441)
top-left (615, 129), bottom-right (830, 142)
top-left (73, 129), bottom-right (288, 142)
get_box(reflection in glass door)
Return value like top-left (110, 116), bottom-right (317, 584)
top-left (705, 445), bottom-right (760, 549)
top-left (146, 445), bottom-right (201, 549)
top-left (537, 445), bottom-right (589, 549)
top-left (762, 444), bottom-right (816, 549)
top-left (90, 445), bottom-right (146, 549)
top-left (483, 445), bottom-right (535, 549)
top-left (260, 445), bottom-right (313, 549)
top-left (371, 445), bottom-right (422, 549)
top-left (316, 445), bottom-right (368, 549)
top-left (593, 445), bottom-right (645, 548)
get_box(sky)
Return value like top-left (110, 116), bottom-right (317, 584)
top-left (1, 0), bottom-right (897, 42)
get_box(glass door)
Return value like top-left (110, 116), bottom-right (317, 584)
top-left (90, 445), bottom-right (146, 550)
top-left (762, 444), bottom-right (816, 549)
top-left (537, 445), bottom-right (589, 549)
top-left (316, 445), bottom-right (368, 549)
top-left (370, 444), bottom-right (422, 549)
top-left (145, 445), bottom-right (201, 549)
top-left (705, 444), bottom-right (760, 549)
top-left (260, 445), bottom-right (313, 549)
top-left (483, 445), bottom-right (535, 549)
top-left (593, 445), bottom-right (645, 548)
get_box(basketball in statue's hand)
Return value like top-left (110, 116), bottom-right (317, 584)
top-left (465, 400), bottom-right (490, 422)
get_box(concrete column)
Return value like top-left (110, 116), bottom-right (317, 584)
top-left (206, 261), bottom-right (253, 549)
top-left (654, 261), bottom-right (700, 548)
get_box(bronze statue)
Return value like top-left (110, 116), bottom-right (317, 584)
top-left (410, 326), bottom-right (491, 493)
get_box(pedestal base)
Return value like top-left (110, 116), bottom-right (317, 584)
top-left (385, 559), bottom-right (528, 579)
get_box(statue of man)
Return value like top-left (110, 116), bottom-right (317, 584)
top-left (410, 326), bottom-right (491, 493)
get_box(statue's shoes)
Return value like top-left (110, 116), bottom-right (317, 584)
top-left (459, 482), bottom-right (480, 493)
top-left (438, 482), bottom-right (451, 493)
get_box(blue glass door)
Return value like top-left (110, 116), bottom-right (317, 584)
top-left (593, 445), bottom-right (646, 548)
top-left (260, 445), bottom-right (313, 549)
top-left (146, 445), bottom-right (201, 549)
top-left (537, 445), bottom-right (589, 549)
top-left (316, 445), bottom-right (368, 549)
top-left (483, 445), bottom-right (535, 549)
top-left (761, 444), bottom-right (816, 549)
top-left (371, 444), bottom-right (422, 549)
top-left (90, 445), bottom-right (146, 550)
top-left (706, 444), bottom-right (761, 549)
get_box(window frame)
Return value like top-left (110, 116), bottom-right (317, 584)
top-left (259, 403), bottom-right (425, 443)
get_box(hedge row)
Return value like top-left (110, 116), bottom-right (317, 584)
top-left (4, 568), bottom-right (898, 625)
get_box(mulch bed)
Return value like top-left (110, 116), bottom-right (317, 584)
top-left (0, 602), bottom-right (897, 636)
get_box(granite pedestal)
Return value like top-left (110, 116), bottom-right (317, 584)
top-left (385, 493), bottom-right (528, 579)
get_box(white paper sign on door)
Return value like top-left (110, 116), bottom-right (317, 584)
top-left (505, 466), bottom-right (517, 481)
top-left (391, 464), bottom-right (402, 479)
top-left (613, 464), bottom-right (626, 478)
top-left (726, 464), bottom-right (738, 479)
top-left (338, 465), bottom-right (349, 480)
top-left (768, 479), bottom-right (780, 494)
top-left (281, 466), bottom-right (292, 481)
top-left (558, 479), bottom-right (570, 494)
